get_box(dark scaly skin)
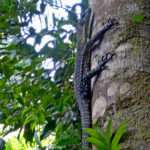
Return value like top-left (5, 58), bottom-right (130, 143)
top-left (74, 9), bottom-right (92, 150)
top-left (74, 10), bottom-right (117, 149)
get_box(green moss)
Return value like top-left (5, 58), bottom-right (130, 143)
top-left (115, 0), bottom-right (150, 47)
top-left (131, 13), bottom-right (144, 24)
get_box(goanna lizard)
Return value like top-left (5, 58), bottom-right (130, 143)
top-left (74, 8), bottom-right (117, 150)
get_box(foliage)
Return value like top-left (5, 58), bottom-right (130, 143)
top-left (85, 120), bottom-right (127, 150)
top-left (5, 137), bottom-right (34, 150)
top-left (0, 0), bottom-right (88, 149)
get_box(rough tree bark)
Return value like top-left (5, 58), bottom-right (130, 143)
top-left (90, 0), bottom-right (150, 149)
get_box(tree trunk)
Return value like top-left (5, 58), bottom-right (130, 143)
top-left (90, 0), bottom-right (150, 149)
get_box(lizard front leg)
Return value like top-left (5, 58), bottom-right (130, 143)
top-left (83, 53), bottom-right (115, 81)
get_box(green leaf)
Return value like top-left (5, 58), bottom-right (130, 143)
top-left (104, 120), bottom-right (113, 149)
top-left (112, 144), bottom-right (120, 150)
top-left (14, 58), bottom-right (32, 69)
top-left (111, 121), bottom-right (127, 150)
top-left (85, 128), bottom-right (107, 145)
top-left (105, 120), bottom-right (113, 140)
top-left (86, 137), bottom-right (105, 150)
top-left (24, 115), bottom-right (34, 125)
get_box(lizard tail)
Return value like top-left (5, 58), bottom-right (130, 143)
top-left (80, 103), bottom-right (92, 150)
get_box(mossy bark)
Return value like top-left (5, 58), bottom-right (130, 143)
top-left (90, 0), bottom-right (150, 149)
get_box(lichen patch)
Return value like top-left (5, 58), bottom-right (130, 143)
top-left (107, 82), bottom-right (120, 97)
top-left (92, 96), bottom-right (107, 124)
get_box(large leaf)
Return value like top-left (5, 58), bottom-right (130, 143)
top-left (86, 137), bottom-right (105, 150)
top-left (104, 119), bottom-right (113, 149)
top-left (111, 121), bottom-right (127, 150)
top-left (85, 128), bottom-right (107, 145)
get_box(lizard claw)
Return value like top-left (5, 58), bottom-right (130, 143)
top-left (108, 18), bottom-right (119, 26)
top-left (101, 55), bottom-right (105, 61)
top-left (106, 52), bottom-right (113, 59)
top-left (101, 52), bottom-right (111, 61)
top-left (106, 52), bottom-right (115, 60)
top-left (101, 52), bottom-right (115, 62)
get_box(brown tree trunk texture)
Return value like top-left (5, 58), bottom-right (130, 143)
top-left (90, 0), bottom-right (150, 150)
